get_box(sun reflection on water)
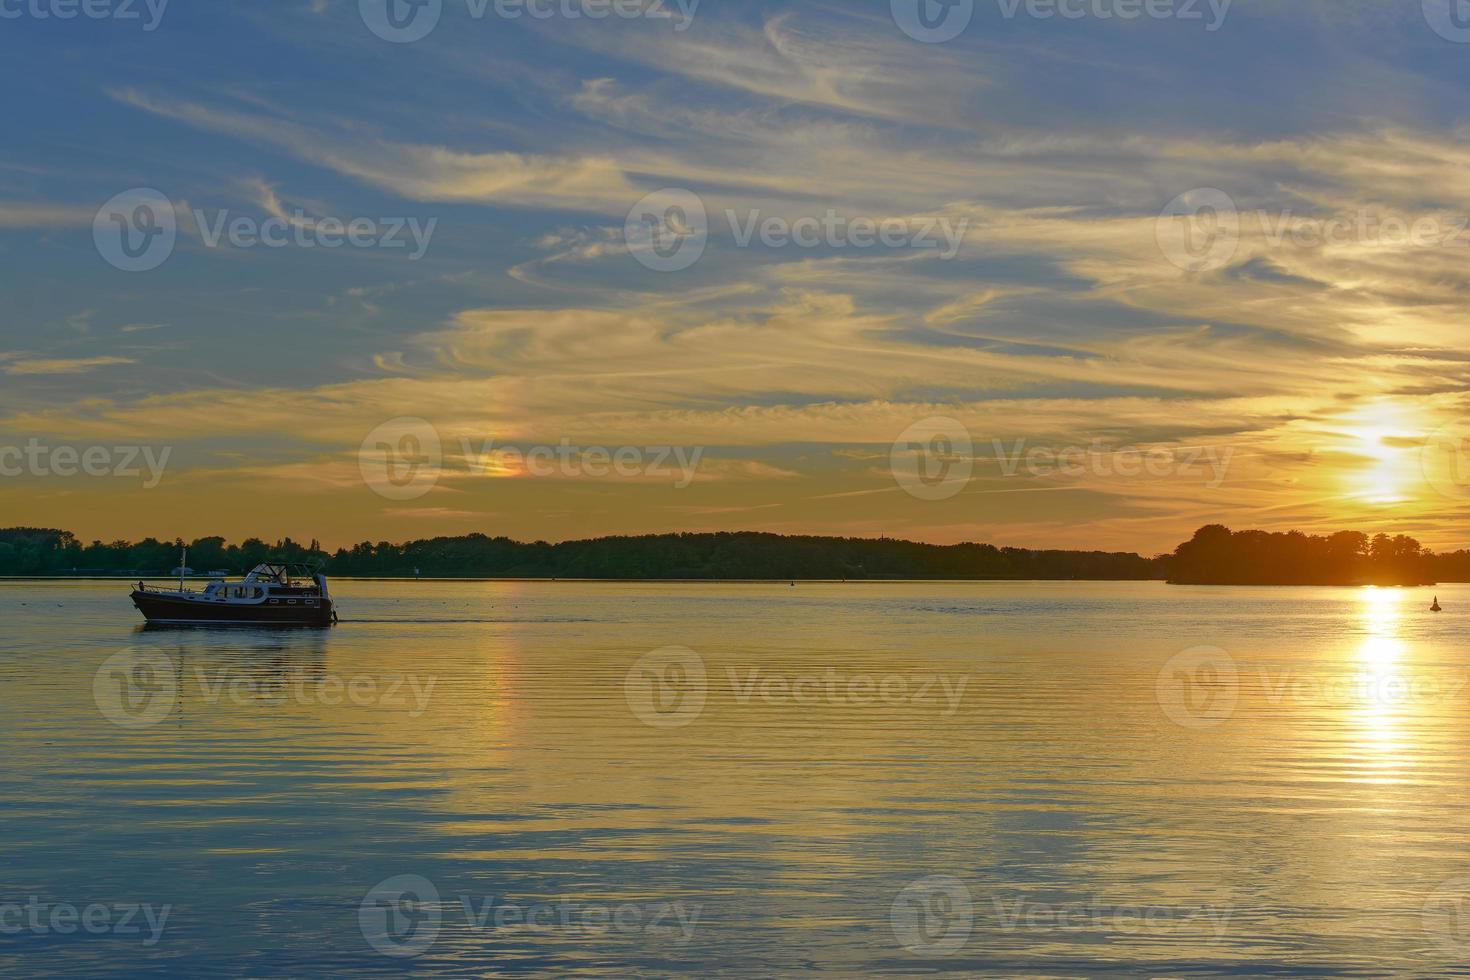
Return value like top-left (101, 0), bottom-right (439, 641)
top-left (1351, 588), bottom-right (1408, 767)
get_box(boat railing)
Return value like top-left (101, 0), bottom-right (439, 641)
top-left (133, 582), bottom-right (205, 596)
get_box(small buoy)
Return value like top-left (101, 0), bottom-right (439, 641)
top-left (1431, 596), bottom-right (1443, 613)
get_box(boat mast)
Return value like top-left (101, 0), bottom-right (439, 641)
top-left (179, 545), bottom-right (187, 591)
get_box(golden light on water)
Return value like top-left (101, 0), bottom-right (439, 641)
top-left (1352, 587), bottom-right (1408, 766)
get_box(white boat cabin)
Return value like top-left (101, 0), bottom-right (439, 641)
top-left (195, 563), bottom-right (327, 605)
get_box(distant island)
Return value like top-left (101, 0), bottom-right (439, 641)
top-left (0, 525), bottom-right (1464, 585)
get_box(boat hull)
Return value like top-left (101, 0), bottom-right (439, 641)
top-left (131, 590), bottom-right (335, 627)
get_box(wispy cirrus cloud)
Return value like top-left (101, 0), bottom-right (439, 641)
top-left (0, 203), bottom-right (96, 227)
top-left (109, 87), bottom-right (638, 213)
top-left (3, 356), bottom-right (136, 375)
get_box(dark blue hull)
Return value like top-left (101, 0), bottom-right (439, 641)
top-left (130, 590), bottom-right (335, 626)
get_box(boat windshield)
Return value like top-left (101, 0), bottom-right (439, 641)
top-left (243, 561), bottom-right (322, 586)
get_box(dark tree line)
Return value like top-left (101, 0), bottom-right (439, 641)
top-left (0, 529), bottom-right (327, 577)
top-left (4, 525), bottom-right (1467, 583)
top-left (0, 527), bottom-right (1160, 580)
top-left (325, 533), bottom-right (1164, 580)
top-left (1167, 525), bottom-right (1463, 585)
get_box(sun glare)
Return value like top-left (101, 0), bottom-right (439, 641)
top-left (1342, 402), bottom-right (1420, 506)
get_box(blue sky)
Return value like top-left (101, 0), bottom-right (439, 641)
top-left (3, 0), bottom-right (1469, 550)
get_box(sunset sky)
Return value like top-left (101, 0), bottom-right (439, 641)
top-left (2, 0), bottom-right (1468, 553)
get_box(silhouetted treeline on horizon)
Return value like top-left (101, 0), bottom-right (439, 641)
top-left (0, 528), bottom-right (1160, 580)
top-left (1168, 525), bottom-right (1454, 586)
top-left (2, 526), bottom-right (1467, 584)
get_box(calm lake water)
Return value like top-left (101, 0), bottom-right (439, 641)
top-left (3, 579), bottom-right (1470, 976)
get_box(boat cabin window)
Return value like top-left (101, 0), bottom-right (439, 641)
top-left (205, 583), bottom-right (264, 600)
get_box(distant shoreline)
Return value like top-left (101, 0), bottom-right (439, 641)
top-left (2, 575), bottom-right (1164, 584)
top-left (0, 576), bottom-right (1448, 587)
top-left (3, 526), bottom-right (1464, 585)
